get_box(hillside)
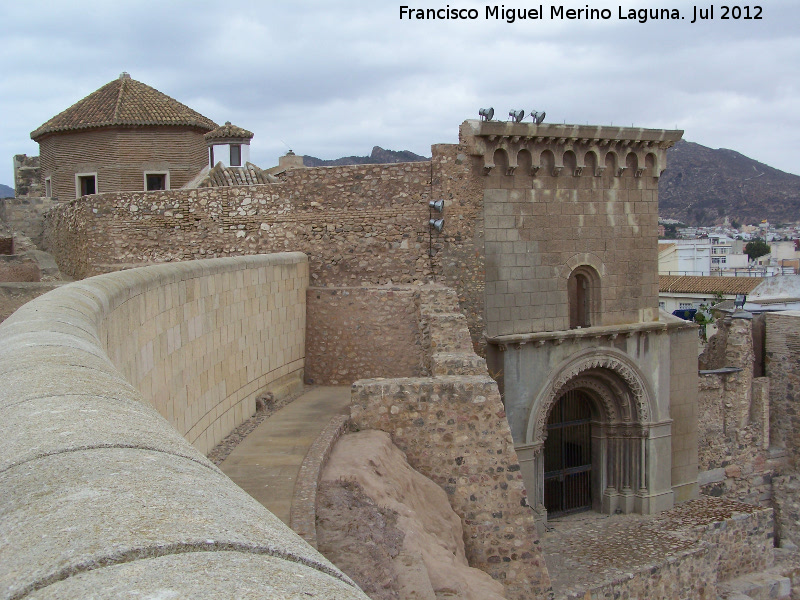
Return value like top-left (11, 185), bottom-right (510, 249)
top-left (0, 184), bottom-right (14, 198)
top-left (303, 146), bottom-right (428, 167)
top-left (659, 141), bottom-right (800, 225)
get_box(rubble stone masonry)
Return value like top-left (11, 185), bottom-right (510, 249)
top-left (13, 154), bottom-right (41, 197)
top-left (350, 286), bottom-right (553, 600)
top-left (697, 315), bottom-right (776, 505)
top-left (40, 140), bottom-right (484, 351)
top-left (305, 286), bottom-right (425, 385)
top-left (766, 311), bottom-right (800, 460)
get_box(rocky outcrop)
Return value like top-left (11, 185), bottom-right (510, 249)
top-left (317, 430), bottom-right (506, 600)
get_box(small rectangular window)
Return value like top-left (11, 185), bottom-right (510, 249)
top-left (209, 146), bottom-right (215, 167)
top-left (230, 144), bottom-right (241, 167)
top-left (45, 178), bottom-right (52, 198)
top-left (77, 174), bottom-right (96, 197)
top-left (146, 174), bottom-right (166, 191)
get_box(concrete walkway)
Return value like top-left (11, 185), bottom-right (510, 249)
top-left (218, 386), bottom-right (351, 525)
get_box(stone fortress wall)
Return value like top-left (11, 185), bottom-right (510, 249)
top-left (40, 125), bottom-right (683, 353)
top-left (0, 253), bottom-right (370, 599)
top-left (41, 144), bottom-right (488, 347)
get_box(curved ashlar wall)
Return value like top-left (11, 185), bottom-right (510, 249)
top-left (0, 253), bottom-right (369, 599)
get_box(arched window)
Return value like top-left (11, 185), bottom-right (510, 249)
top-left (568, 266), bottom-right (600, 329)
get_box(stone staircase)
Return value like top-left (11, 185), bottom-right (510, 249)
top-left (717, 567), bottom-right (791, 600)
top-left (716, 545), bottom-right (800, 600)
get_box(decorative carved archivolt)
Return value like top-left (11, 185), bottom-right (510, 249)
top-left (528, 351), bottom-right (653, 448)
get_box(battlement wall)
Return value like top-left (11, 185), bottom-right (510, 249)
top-left (0, 254), bottom-right (367, 599)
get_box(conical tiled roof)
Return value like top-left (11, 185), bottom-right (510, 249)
top-left (31, 73), bottom-right (217, 140)
top-left (204, 122), bottom-right (254, 142)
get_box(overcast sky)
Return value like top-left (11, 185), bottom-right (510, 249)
top-left (2, 0), bottom-right (798, 186)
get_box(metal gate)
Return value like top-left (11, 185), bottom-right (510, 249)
top-left (543, 390), bottom-right (592, 517)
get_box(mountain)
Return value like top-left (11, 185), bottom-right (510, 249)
top-left (303, 146), bottom-right (429, 167)
top-left (659, 141), bottom-right (800, 225)
top-left (0, 184), bottom-right (13, 199)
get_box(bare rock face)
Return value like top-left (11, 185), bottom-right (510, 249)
top-left (317, 430), bottom-right (506, 600)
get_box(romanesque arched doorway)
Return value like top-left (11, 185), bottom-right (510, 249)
top-left (543, 390), bottom-right (593, 516)
top-left (523, 350), bottom-right (661, 522)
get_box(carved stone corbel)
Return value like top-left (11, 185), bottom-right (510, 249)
top-left (595, 166), bottom-right (606, 177)
top-left (483, 164), bottom-right (495, 176)
top-left (634, 168), bottom-right (644, 178)
top-left (574, 166), bottom-right (584, 177)
top-left (531, 165), bottom-right (541, 177)
top-left (616, 167), bottom-right (627, 177)
top-left (552, 166), bottom-right (563, 177)
top-left (506, 165), bottom-right (517, 176)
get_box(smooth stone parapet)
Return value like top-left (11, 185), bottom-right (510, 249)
top-left (0, 254), bottom-right (368, 599)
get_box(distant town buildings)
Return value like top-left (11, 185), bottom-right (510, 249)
top-left (658, 218), bottom-right (800, 278)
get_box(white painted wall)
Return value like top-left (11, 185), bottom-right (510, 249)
top-left (210, 143), bottom-right (251, 168)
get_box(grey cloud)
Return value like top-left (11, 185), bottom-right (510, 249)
top-left (2, 0), bottom-right (799, 184)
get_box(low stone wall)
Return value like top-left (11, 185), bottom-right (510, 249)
top-left (350, 285), bottom-right (552, 600)
top-left (291, 414), bottom-right (350, 548)
top-left (305, 286), bottom-right (425, 385)
top-left (560, 497), bottom-right (773, 600)
top-left (561, 546), bottom-right (715, 600)
top-left (701, 502), bottom-right (774, 581)
top-left (0, 254), bottom-right (368, 599)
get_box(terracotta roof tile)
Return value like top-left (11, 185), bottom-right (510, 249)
top-left (659, 275), bottom-right (763, 295)
top-left (204, 122), bottom-right (254, 142)
top-left (31, 73), bottom-right (217, 140)
top-left (198, 162), bottom-right (277, 187)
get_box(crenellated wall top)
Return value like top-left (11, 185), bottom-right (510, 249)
top-left (459, 119), bottom-right (683, 178)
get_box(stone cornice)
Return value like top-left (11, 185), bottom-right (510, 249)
top-left (462, 119), bottom-right (682, 147)
top-left (460, 119), bottom-right (683, 178)
top-left (485, 319), bottom-right (694, 349)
